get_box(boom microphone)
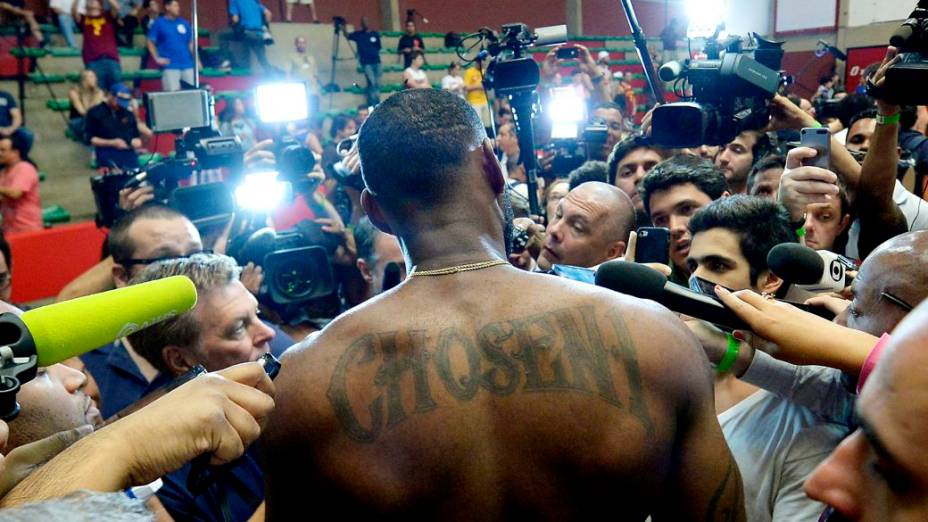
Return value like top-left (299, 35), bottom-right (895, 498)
top-left (595, 261), bottom-right (747, 331)
top-left (0, 276), bottom-right (197, 418)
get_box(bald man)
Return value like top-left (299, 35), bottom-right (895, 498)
top-left (805, 298), bottom-right (928, 520)
top-left (538, 181), bottom-right (635, 270)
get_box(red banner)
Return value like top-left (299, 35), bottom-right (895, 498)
top-left (845, 45), bottom-right (888, 94)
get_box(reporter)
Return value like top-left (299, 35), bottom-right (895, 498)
top-left (0, 362), bottom-right (275, 507)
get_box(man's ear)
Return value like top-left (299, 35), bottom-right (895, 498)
top-left (758, 270), bottom-right (784, 295)
top-left (606, 241), bottom-right (627, 261)
top-left (482, 138), bottom-right (505, 196)
top-left (112, 264), bottom-right (129, 288)
top-left (356, 258), bottom-right (374, 284)
top-left (361, 189), bottom-right (393, 235)
top-left (838, 214), bottom-right (851, 236)
top-left (720, 190), bottom-right (731, 199)
top-left (162, 346), bottom-right (198, 376)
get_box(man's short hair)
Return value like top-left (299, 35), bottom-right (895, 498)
top-left (358, 89), bottom-right (486, 210)
top-left (568, 160), bottom-right (608, 190)
top-left (7, 131), bottom-right (31, 158)
top-left (354, 217), bottom-right (380, 267)
top-left (607, 134), bottom-right (658, 185)
top-left (819, 74), bottom-right (833, 86)
top-left (848, 108), bottom-right (878, 132)
top-left (836, 94), bottom-right (875, 129)
top-left (746, 154), bottom-right (785, 193)
top-left (593, 102), bottom-right (622, 113)
top-left (743, 130), bottom-right (773, 165)
top-left (108, 205), bottom-right (188, 265)
top-left (688, 195), bottom-right (795, 285)
top-left (127, 253), bottom-right (241, 373)
top-left (330, 114), bottom-right (353, 139)
top-left (640, 154), bottom-right (728, 216)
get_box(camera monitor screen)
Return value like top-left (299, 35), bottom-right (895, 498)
top-left (146, 90), bottom-right (212, 133)
top-left (255, 82), bottom-right (310, 124)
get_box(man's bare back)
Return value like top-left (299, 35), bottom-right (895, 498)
top-left (263, 268), bottom-right (744, 520)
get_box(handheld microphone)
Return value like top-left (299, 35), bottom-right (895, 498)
top-left (767, 243), bottom-right (853, 293)
top-left (382, 262), bottom-right (402, 292)
top-left (0, 276), bottom-right (198, 419)
top-left (595, 261), bottom-right (747, 331)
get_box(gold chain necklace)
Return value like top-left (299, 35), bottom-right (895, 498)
top-left (410, 259), bottom-right (508, 277)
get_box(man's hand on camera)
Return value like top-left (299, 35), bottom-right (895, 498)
top-left (244, 139), bottom-right (276, 170)
top-left (766, 94), bottom-right (818, 132)
top-left (240, 262), bottom-right (264, 295)
top-left (778, 146), bottom-right (839, 222)
top-left (118, 185), bottom-right (155, 211)
top-left (0, 425), bottom-right (93, 498)
top-left (868, 46), bottom-right (902, 116)
top-left (106, 361), bottom-right (275, 486)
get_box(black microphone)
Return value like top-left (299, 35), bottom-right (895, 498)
top-left (595, 261), bottom-right (748, 331)
top-left (382, 262), bottom-right (402, 292)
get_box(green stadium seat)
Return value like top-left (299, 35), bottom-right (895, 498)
top-left (118, 47), bottom-right (146, 57)
top-left (46, 98), bottom-right (71, 112)
top-left (49, 47), bottom-right (81, 58)
top-left (9, 47), bottom-right (48, 58)
top-left (28, 72), bottom-right (66, 84)
top-left (42, 205), bottom-right (71, 225)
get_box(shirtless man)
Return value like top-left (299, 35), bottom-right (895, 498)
top-left (263, 89), bottom-right (744, 521)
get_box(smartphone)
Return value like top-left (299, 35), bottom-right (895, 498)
top-left (556, 46), bottom-right (579, 59)
top-left (800, 127), bottom-right (831, 168)
top-left (635, 227), bottom-right (670, 265)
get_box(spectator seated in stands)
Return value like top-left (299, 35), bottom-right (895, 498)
top-left (403, 50), bottom-right (430, 90)
top-left (0, 89), bottom-right (33, 152)
top-left (68, 69), bottom-right (106, 143)
top-left (441, 62), bottom-right (465, 99)
top-left (219, 97), bottom-right (258, 151)
top-left (74, 0), bottom-right (123, 90)
top-left (0, 132), bottom-right (41, 235)
top-left (86, 83), bottom-right (142, 172)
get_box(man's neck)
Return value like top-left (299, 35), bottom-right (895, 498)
top-left (166, 13), bottom-right (177, 20)
top-left (121, 337), bottom-right (160, 383)
top-left (399, 217), bottom-right (507, 273)
top-left (714, 373), bottom-right (759, 415)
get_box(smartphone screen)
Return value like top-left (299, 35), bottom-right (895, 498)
top-left (800, 127), bottom-right (830, 169)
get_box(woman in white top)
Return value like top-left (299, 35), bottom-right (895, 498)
top-left (441, 62), bottom-right (465, 98)
top-left (403, 50), bottom-right (431, 89)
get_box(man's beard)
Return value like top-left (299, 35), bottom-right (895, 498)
top-left (501, 187), bottom-right (515, 258)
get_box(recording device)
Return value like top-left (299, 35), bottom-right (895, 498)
top-left (635, 227), bottom-right (670, 265)
top-left (145, 90), bottom-right (212, 133)
top-left (169, 182), bottom-right (236, 228)
top-left (0, 276), bottom-right (197, 420)
top-left (331, 134), bottom-right (365, 191)
top-left (652, 32), bottom-right (786, 147)
top-left (229, 226), bottom-right (336, 323)
top-left (457, 22), bottom-right (567, 214)
top-left (555, 46), bottom-right (579, 59)
top-left (253, 81), bottom-right (317, 189)
top-left (800, 127), bottom-right (831, 168)
top-left (767, 243), bottom-right (856, 293)
top-left (595, 260), bottom-right (748, 331)
top-left (875, 0), bottom-right (928, 104)
top-left (814, 40), bottom-right (847, 61)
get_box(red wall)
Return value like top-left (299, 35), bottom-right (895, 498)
top-left (782, 51), bottom-right (835, 100)
top-left (395, 0), bottom-right (567, 35)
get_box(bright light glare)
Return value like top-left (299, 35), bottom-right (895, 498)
top-left (686, 0), bottom-right (728, 38)
top-left (548, 87), bottom-right (586, 123)
top-left (235, 171), bottom-right (288, 211)
top-left (255, 82), bottom-right (309, 123)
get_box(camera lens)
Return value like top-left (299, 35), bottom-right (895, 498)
top-left (273, 259), bottom-right (315, 299)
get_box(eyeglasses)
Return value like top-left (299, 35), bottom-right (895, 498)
top-left (880, 291), bottom-right (914, 312)
top-left (120, 249), bottom-right (213, 267)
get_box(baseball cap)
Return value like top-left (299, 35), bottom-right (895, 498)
top-left (109, 83), bottom-right (132, 108)
top-left (597, 50), bottom-right (610, 62)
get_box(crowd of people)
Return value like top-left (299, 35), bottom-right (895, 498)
top-left (0, 4), bottom-right (924, 521)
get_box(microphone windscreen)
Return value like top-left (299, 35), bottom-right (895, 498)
top-left (595, 260), bottom-right (667, 300)
top-left (22, 276), bottom-right (198, 367)
top-left (767, 243), bottom-right (824, 285)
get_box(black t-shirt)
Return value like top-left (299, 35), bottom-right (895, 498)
top-left (348, 30), bottom-right (381, 65)
top-left (397, 34), bottom-right (424, 68)
top-left (0, 91), bottom-right (16, 127)
top-left (85, 103), bottom-right (139, 142)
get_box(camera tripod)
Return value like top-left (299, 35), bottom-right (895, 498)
top-left (323, 17), bottom-right (373, 109)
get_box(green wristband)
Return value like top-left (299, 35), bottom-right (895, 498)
top-left (796, 225), bottom-right (806, 239)
top-left (876, 112), bottom-right (901, 125)
top-left (809, 120), bottom-right (823, 128)
top-left (716, 333), bottom-right (740, 373)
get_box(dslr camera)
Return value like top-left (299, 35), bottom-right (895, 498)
top-left (874, 0), bottom-right (928, 105)
top-left (652, 32), bottom-right (786, 148)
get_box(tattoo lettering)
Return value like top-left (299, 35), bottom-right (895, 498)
top-left (328, 307), bottom-right (651, 443)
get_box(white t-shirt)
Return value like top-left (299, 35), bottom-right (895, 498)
top-left (404, 67), bottom-right (428, 87)
top-left (719, 390), bottom-right (847, 522)
top-left (441, 74), bottom-right (465, 98)
top-left (845, 179), bottom-right (928, 258)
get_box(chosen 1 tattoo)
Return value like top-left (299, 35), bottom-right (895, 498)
top-left (326, 306), bottom-right (654, 443)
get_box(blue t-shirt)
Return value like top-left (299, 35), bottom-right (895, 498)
top-left (148, 16), bottom-right (194, 70)
top-left (229, 0), bottom-right (265, 31)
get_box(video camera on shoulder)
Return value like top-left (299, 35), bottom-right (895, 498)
top-left (652, 32), bottom-right (786, 147)
top-left (875, 0), bottom-right (928, 105)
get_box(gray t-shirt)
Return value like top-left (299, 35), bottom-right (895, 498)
top-left (846, 179), bottom-right (928, 258)
top-left (719, 390), bottom-right (848, 522)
